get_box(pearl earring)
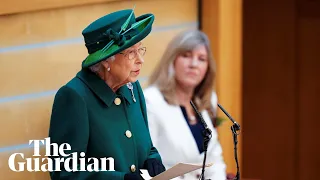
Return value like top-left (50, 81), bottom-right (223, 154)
top-left (107, 67), bottom-right (110, 71)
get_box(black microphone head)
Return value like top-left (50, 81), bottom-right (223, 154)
top-left (234, 122), bottom-right (241, 131)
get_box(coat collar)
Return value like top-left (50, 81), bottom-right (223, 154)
top-left (145, 86), bottom-right (204, 157)
top-left (76, 68), bottom-right (134, 106)
top-left (119, 83), bottom-right (135, 105)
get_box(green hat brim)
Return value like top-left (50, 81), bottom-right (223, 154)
top-left (82, 13), bottom-right (154, 68)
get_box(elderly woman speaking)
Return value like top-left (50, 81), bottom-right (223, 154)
top-left (48, 8), bottom-right (165, 180)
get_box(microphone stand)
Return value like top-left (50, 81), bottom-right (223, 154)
top-left (190, 101), bottom-right (212, 180)
top-left (217, 103), bottom-right (241, 180)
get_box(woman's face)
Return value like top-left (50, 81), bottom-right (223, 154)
top-left (108, 42), bottom-right (145, 83)
top-left (174, 44), bottom-right (209, 89)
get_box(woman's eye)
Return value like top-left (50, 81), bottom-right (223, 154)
top-left (129, 50), bottom-right (136, 55)
top-left (182, 53), bottom-right (191, 57)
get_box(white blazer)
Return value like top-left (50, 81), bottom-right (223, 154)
top-left (144, 86), bottom-right (227, 180)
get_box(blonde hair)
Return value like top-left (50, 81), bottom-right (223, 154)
top-left (148, 30), bottom-right (216, 112)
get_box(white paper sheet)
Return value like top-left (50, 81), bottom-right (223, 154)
top-left (140, 162), bottom-right (213, 180)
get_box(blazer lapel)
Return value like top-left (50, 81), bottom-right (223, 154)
top-left (164, 105), bottom-right (202, 162)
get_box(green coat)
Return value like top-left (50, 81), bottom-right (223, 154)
top-left (48, 68), bottom-right (162, 179)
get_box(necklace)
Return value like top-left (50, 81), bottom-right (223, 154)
top-left (189, 115), bottom-right (197, 125)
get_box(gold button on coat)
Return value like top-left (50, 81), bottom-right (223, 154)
top-left (130, 164), bottom-right (136, 172)
top-left (125, 130), bottom-right (132, 138)
top-left (114, 98), bottom-right (121, 105)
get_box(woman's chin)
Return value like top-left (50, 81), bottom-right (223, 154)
top-left (179, 79), bottom-right (200, 89)
top-left (127, 76), bottom-right (139, 83)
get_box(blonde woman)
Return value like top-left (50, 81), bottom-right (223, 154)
top-left (143, 30), bottom-right (226, 179)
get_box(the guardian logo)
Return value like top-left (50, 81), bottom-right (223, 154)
top-left (8, 137), bottom-right (114, 172)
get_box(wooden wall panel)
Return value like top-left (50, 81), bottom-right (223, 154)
top-left (215, 0), bottom-right (242, 175)
top-left (0, 147), bottom-right (49, 179)
top-left (297, 0), bottom-right (320, 18)
top-left (0, 0), bottom-right (118, 15)
top-left (201, 0), bottom-right (219, 61)
top-left (201, 0), bottom-right (242, 174)
top-left (0, 28), bottom-right (193, 97)
top-left (297, 18), bottom-right (320, 180)
top-left (0, 0), bottom-right (197, 47)
top-left (0, 97), bottom-right (53, 147)
top-left (242, 0), bottom-right (297, 180)
top-left (0, 44), bottom-right (86, 97)
top-left (0, 28), bottom-right (194, 148)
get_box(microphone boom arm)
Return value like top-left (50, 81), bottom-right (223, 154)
top-left (217, 103), bottom-right (241, 180)
top-left (190, 100), bottom-right (212, 180)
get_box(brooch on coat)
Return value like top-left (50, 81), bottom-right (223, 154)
top-left (126, 83), bottom-right (136, 102)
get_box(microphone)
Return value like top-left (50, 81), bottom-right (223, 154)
top-left (217, 103), bottom-right (241, 180)
top-left (190, 100), bottom-right (212, 137)
top-left (217, 104), bottom-right (241, 132)
top-left (190, 100), bottom-right (212, 180)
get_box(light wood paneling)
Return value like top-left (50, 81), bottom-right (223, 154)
top-left (201, 0), bottom-right (242, 174)
top-left (0, 73), bottom-right (162, 149)
top-left (216, 0), bottom-right (242, 175)
top-left (0, 96), bottom-right (53, 147)
top-left (0, 0), bottom-right (197, 47)
top-left (201, 0), bottom-right (219, 62)
top-left (0, 28), bottom-right (193, 98)
top-left (0, 147), bottom-right (49, 180)
top-left (0, 28), bottom-right (194, 148)
top-left (0, 0), bottom-right (118, 15)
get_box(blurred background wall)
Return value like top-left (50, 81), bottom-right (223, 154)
top-left (1, 0), bottom-right (319, 180)
top-left (201, 0), bottom-right (320, 180)
top-left (201, 0), bottom-right (243, 178)
top-left (240, 0), bottom-right (320, 180)
top-left (203, 0), bottom-right (320, 180)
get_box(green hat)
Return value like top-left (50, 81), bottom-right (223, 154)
top-left (81, 7), bottom-right (154, 68)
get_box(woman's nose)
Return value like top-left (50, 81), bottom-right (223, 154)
top-left (191, 58), bottom-right (198, 67)
top-left (136, 53), bottom-right (144, 64)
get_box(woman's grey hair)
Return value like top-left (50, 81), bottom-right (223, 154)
top-left (89, 55), bottom-right (115, 73)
